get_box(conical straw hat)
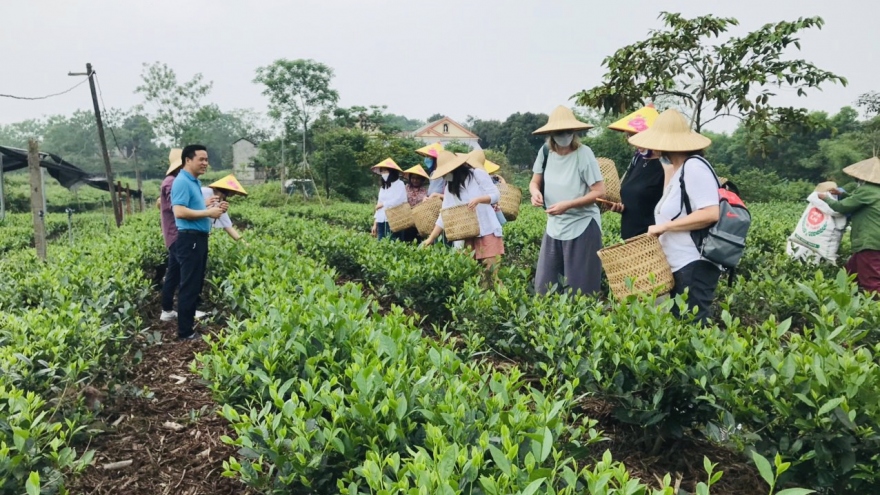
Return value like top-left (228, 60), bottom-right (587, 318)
top-left (416, 142), bottom-right (443, 158)
top-left (431, 150), bottom-right (469, 179)
top-left (533, 106), bottom-right (594, 135)
top-left (842, 157), bottom-right (880, 185)
top-left (370, 158), bottom-right (402, 173)
top-left (814, 181), bottom-right (838, 193)
top-left (484, 160), bottom-right (500, 175)
top-left (627, 109), bottom-right (711, 152)
top-left (208, 174), bottom-right (248, 196)
top-left (464, 149), bottom-right (486, 170)
top-left (608, 104), bottom-right (659, 133)
top-left (165, 148), bottom-right (183, 176)
top-left (403, 164), bottom-right (430, 180)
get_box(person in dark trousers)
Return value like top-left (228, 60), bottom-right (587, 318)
top-left (159, 149), bottom-right (207, 323)
top-left (605, 104), bottom-right (666, 239)
top-left (171, 144), bottom-right (225, 341)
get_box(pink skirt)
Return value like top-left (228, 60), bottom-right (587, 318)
top-left (465, 234), bottom-right (505, 260)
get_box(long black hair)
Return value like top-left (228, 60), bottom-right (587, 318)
top-left (380, 169), bottom-right (400, 189)
top-left (447, 165), bottom-right (474, 199)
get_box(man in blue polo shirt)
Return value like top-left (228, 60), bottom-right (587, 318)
top-left (171, 144), bottom-right (226, 340)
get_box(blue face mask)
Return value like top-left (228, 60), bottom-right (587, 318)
top-left (423, 157), bottom-right (435, 171)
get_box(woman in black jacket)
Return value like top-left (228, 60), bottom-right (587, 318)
top-left (606, 104), bottom-right (665, 240)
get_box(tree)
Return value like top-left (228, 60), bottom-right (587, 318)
top-left (135, 62), bottom-right (213, 145)
top-left (426, 113), bottom-right (444, 123)
top-left (443, 141), bottom-right (472, 154)
top-left (311, 128), bottom-right (371, 200)
top-left (254, 59), bottom-right (340, 166)
top-left (857, 92), bottom-right (880, 117)
top-left (574, 12), bottom-right (847, 147)
top-left (506, 127), bottom-right (534, 168)
top-left (470, 119), bottom-right (504, 150)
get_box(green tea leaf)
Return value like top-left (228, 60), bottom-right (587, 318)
top-left (540, 427), bottom-right (553, 463)
top-left (26, 471), bottom-right (40, 495)
top-left (521, 478), bottom-right (546, 495)
top-left (775, 489), bottom-right (815, 495)
top-left (751, 450), bottom-right (775, 487)
top-left (818, 397), bottom-right (845, 417)
top-left (488, 445), bottom-right (511, 476)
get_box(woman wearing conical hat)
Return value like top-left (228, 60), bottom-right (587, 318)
top-left (819, 157), bottom-right (880, 293)
top-left (201, 175), bottom-right (248, 244)
top-left (370, 158), bottom-right (408, 241)
top-left (630, 109), bottom-right (721, 325)
top-left (483, 158), bottom-right (508, 226)
top-left (606, 104), bottom-right (665, 239)
top-left (422, 150), bottom-right (505, 287)
top-left (530, 106), bottom-right (606, 296)
top-left (400, 164), bottom-right (430, 242)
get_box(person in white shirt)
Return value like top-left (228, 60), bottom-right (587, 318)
top-left (370, 158), bottom-right (408, 241)
top-left (422, 150), bottom-right (504, 286)
top-left (200, 174), bottom-right (248, 244)
top-left (629, 109), bottom-right (721, 325)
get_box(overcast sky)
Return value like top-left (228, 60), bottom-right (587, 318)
top-left (0, 0), bottom-right (875, 133)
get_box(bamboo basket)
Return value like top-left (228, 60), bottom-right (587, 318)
top-left (498, 184), bottom-right (522, 221)
top-left (385, 202), bottom-right (415, 232)
top-left (597, 234), bottom-right (674, 299)
top-left (598, 158), bottom-right (621, 212)
top-left (440, 205), bottom-right (480, 241)
top-left (413, 196), bottom-right (442, 237)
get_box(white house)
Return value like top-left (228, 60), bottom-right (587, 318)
top-left (232, 138), bottom-right (265, 184)
top-left (409, 116), bottom-right (482, 150)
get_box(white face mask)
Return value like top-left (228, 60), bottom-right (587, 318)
top-left (443, 173), bottom-right (453, 182)
top-left (552, 132), bottom-right (574, 147)
top-left (380, 172), bottom-right (390, 180)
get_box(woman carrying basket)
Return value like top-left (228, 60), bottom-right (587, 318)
top-left (606, 104), bottom-right (665, 239)
top-left (529, 106), bottom-right (605, 296)
top-left (630, 109), bottom-right (721, 325)
top-left (370, 158), bottom-right (407, 241)
top-left (421, 150), bottom-right (504, 286)
top-left (400, 164), bottom-right (430, 243)
top-left (484, 159), bottom-right (508, 226)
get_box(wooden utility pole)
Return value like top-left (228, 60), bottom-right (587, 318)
top-left (27, 140), bottom-right (47, 260)
top-left (117, 181), bottom-right (125, 222)
top-left (0, 154), bottom-right (5, 221)
top-left (70, 63), bottom-right (121, 227)
top-left (134, 150), bottom-right (145, 212)
top-left (125, 183), bottom-right (132, 216)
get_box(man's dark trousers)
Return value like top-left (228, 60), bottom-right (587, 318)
top-left (176, 231), bottom-right (209, 338)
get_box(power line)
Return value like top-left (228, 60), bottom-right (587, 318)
top-left (0, 78), bottom-right (89, 100)
top-left (93, 73), bottom-right (125, 157)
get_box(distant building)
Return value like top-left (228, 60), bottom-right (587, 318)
top-left (409, 116), bottom-right (481, 150)
top-left (232, 138), bottom-right (265, 184)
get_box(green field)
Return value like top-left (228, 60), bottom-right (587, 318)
top-left (0, 193), bottom-right (877, 495)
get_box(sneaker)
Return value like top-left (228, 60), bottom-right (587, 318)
top-left (160, 310), bottom-right (177, 322)
top-left (195, 310), bottom-right (208, 320)
top-left (177, 332), bottom-right (201, 341)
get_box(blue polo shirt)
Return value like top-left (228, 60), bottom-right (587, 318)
top-left (171, 170), bottom-right (211, 232)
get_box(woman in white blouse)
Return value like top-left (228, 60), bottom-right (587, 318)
top-left (370, 158), bottom-right (408, 241)
top-left (629, 109), bottom-right (721, 325)
top-left (422, 150), bottom-right (504, 285)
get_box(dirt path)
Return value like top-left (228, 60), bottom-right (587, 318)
top-left (69, 316), bottom-right (253, 495)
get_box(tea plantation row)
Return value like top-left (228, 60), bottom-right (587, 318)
top-left (261, 202), bottom-right (880, 493)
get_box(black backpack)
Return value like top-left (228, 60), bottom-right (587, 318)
top-left (676, 156), bottom-right (751, 284)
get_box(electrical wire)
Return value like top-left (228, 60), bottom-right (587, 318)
top-left (0, 78), bottom-right (89, 100)
top-left (93, 72), bottom-right (125, 157)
